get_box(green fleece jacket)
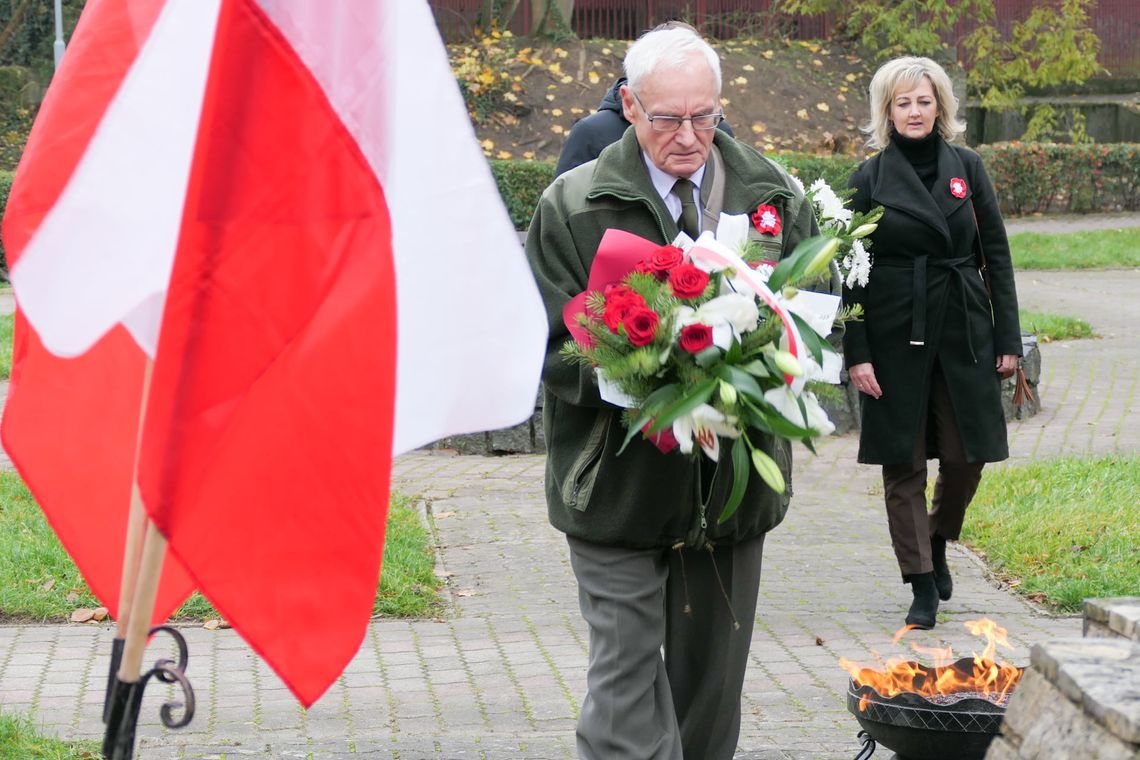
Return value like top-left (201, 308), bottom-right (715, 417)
top-left (525, 128), bottom-right (823, 549)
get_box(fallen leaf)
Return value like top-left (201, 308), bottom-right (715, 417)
top-left (70, 609), bottom-right (95, 624)
top-left (588, 71), bottom-right (600, 84)
top-left (839, 85), bottom-right (849, 93)
top-left (837, 94), bottom-right (847, 102)
top-left (742, 64), bottom-right (755, 72)
top-left (796, 109), bottom-right (810, 121)
top-left (560, 75), bottom-right (573, 84)
top-left (764, 142), bottom-right (775, 151)
top-left (66, 591), bottom-right (80, 603)
top-left (503, 92), bottom-right (518, 103)
top-left (815, 635), bottom-right (825, 646)
top-left (523, 151), bottom-right (536, 160)
top-left (845, 73), bottom-right (857, 82)
top-left (496, 150), bottom-right (513, 159)
top-left (455, 589), bottom-right (476, 598)
top-left (816, 102), bottom-right (830, 112)
top-left (601, 47), bottom-right (612, 55)
top-left (480, 139), bottom-right (494, 151)
top-left (547, 61), bottom-right (562, 75)
top-left (570, 107), bottom-right (584, 115)
top-left (733, 76), bottom-right (748, 86)
top-left (546, 93), bottom-right (556, 101)
top-left (762, 50), bottom-right (775, 59)
top-left (551, 124), bottom-right (565, 134)
top-left (92, 608), bottom-right (108, 621)
top-left (554, 47), bottom-right (568, 58)
top-left (434, 569), bottom-right (456, 579)
top-left (751, 122), bottom-right (767, 134)
top-left (203, 619), bottom-right (222, 630)
top-left (813, 59), bottom-right (823, 67)
top-left (720, 97), bottom-right (731, 106)
top-left (551, 108), bottom-right (563, 117)
top-left (434, 511), bottom-right (457, 520)
top-left (41, 579), bottom-right (56, 593)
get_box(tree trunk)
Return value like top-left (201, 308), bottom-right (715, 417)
top-left (529, 0), bottom-right (575, 37)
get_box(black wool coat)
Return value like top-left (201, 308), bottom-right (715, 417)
top-left (844, 138), bottom-right (1022, 465)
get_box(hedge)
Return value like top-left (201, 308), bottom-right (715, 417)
top-left (491, 143), bottom-right (1140, 229)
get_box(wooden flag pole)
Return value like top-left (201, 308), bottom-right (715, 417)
top-left (102, 360), bottom-right (153, 723)
top-left (102, 359), bottom-right (194, 760)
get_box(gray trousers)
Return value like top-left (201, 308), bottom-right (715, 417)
top-left (567, 534), bottom-right (765, 760)
top-left (881, 364), bottom-right (984, 576)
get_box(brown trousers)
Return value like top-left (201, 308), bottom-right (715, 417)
top-left (881, 365), bottom-right (984, 577)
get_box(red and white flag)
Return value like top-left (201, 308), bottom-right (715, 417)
top-left (2, 0), bottom-right (545, 707)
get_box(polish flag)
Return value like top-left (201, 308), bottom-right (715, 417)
top-left (1, 0), bottom-right (545, 707)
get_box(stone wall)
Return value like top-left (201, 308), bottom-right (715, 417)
top-left (985, 598), bottom-right (1140, 760)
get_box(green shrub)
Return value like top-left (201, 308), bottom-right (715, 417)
top-left (770, 151), bottom-right (860, 194)
top-left (490, 159), bottom-right (554, 229)
top-left (977, 143), bottom-right (1140, 215)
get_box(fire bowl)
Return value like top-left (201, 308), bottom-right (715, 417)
top-left (846, 657), bottom-right (1023, 760)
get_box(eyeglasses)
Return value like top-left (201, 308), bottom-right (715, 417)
top-left (632, 91), bottom-right (723, 132)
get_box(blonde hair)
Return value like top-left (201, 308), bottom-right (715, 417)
top-left (863, 56), bottom-right (966, 149)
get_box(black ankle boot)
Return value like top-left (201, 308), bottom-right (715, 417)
top-left (903, 573), bottom-right (939, 629)
top-left (931, 534), bottom-right (953, 601)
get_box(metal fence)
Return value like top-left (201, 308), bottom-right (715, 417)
top-left (429, 0), bottom-right (1140, 75)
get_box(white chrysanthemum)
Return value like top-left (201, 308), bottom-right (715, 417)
top-left (809, 178), bottom-right (852, 229)
top-left (843, 239), bottom-right (872, 288)
top-left (788, 173), bottom-right (806, 196)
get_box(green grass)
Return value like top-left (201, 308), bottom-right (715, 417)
top-left (1018, 309), bottom-right (1096, 342)
top-left (1009, 227), bottom-right (1140, 269)
top-left (0, 471), bottom-right (443, 622)
top-left (961, 455), bottom-right (1140, 612)
top-left (0, 312), bottom-right (11, 380)
top-left (0, 711), bottom-right (100, 759)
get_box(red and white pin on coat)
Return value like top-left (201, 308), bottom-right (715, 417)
top-left (950, 177), bottom-right (968, 198)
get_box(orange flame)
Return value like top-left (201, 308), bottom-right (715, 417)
top-left (840, 618), bottom-right (1023, 710)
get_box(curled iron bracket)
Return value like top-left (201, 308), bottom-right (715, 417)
top-left (853, 729), bottom-right (877, 759)
top-left (102, 626), bottom-right (196, 760)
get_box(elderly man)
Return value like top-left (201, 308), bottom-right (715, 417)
top-left (525, 27), bottom-right (826, 760)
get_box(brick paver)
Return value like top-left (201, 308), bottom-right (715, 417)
top-left (0, 215), bottom-right (1136, 758)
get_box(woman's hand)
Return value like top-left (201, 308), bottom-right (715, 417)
top-left (996, 354), bottom-right (1019, 376)
top-left (848, 362), bottom-right (882, 399)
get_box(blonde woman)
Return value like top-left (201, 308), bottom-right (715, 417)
top-left (844, 56), bottom-right (1022, 629)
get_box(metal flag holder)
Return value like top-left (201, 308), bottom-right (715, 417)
top-left (102, 625), bottom-right (196, 760)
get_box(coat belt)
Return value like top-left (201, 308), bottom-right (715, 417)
top-left (876, 254), bottom-right (981, 363)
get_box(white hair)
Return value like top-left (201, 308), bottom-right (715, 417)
top-left (863, 56), bottom-right (967, 149)
top-left (623, 27), bottom-right (722, 95)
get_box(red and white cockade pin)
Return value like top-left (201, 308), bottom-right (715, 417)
top-left (752, 204), bottom-right (782, 235)
top-left (949, 177), bottom-right (968, 198)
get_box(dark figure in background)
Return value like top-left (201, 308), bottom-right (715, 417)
top-left (553, 22), bottom-right (733, 178)
top-left (844, 56), bottom-right (1023, 630)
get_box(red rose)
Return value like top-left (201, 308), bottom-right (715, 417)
top-left (679, 323), bottom-right (714, 353)
top-left (603, 290), bottom-right (646, 333)
top-left (752, 204), bottom-right (782, 235)
top-left (643, 245), bottom-right (685, 278)
top-left (624, 307), bottom-right (660, 346)
top-left (669, 264), bottom-right (710, 299)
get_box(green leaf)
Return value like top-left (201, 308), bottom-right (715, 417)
top-left (790, 312), bottom-right (826, 365)
top-left (694, 345), bottom-right (723, 368)
top-left (767, 235), bottom-right (834, 291)
top-left (744, 398), bottom-right (817, 439)
top-left (714, 364), bottom-right (767, 403)
top-left (646, 379), bottom-right (718, 434)
top-left (719, 437), bottom-right (750, 524)
top-left (617, 384), bottom-right (681, 455)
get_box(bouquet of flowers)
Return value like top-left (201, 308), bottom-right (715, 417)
top-left (561, 209), bottom-right (865, 523)
top-left (792, 176), bottom-right (884, 289)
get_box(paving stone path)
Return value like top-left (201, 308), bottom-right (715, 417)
top-left (0, 214), bottom-right (1136, 759)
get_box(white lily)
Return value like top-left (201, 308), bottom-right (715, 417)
top-left (763, 386), bottom-right (836, 436)
top-left (673, 403), bottom-right (740, 461)
top-left (714, 212), bottom-right (753, 255)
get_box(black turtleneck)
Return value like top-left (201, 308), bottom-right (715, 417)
top-left (890, 130), bottom-right (940, 192)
